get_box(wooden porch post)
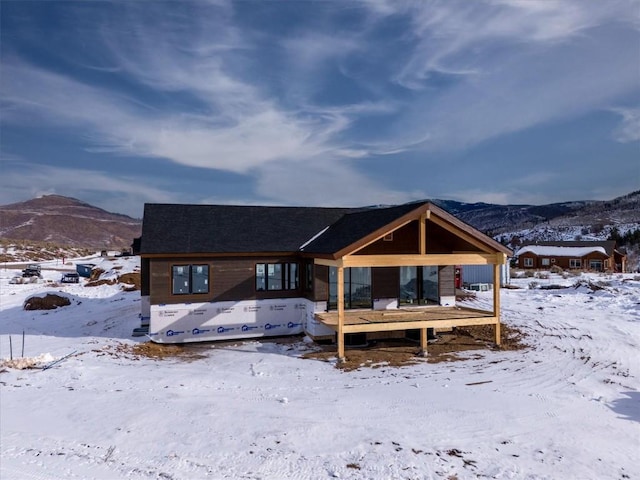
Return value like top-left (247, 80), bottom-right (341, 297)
top-left (419, 328), bottom-right (428, 357)
top-left (493, 260), bottom-right (501, 346)
top-left (337, 266), bottom-right (345, 362)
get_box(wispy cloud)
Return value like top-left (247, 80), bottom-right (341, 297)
top-left (363, 0), bottom-right (640, 152)
top-left (0, 0), bottom-right (638, 211)
top-left (254, 158), bottom-right (425, 207)
top-left (611, 107), bottom-right (640, 143)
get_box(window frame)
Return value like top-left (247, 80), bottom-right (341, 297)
top-left (328, 267), bottom-right (372, 310)
top-left (589, 259), bottom-right (603, 271)
top-left (171, 264), bottom-right (209, 295)
top-left (255, 262), bottom-right (299, 292)
top-left (569, 259), bottom-right (581, 269)
top-left (399, 265), bottom-right (439, 306)
top-left (523, 257), bottom-right (534, 267)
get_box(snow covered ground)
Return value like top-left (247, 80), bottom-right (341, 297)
top-left (1, 259), bottom-right (639, 480)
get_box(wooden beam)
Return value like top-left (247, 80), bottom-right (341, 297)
top-left (342, 253), bottom-right (497, 267)
top-left (337, 266), bottom-right (345, 362)
top-left (314, 258), bottom-right (342, 268)
top-left (493, 262), bottom-right (501, 346)
top-left (342, 316), bottom-right (498, 334)
top-left (419, 328), bottom-right (428, 357)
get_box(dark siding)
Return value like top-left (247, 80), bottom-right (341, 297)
top-left (140, 257), bottom-right (150, 296)
top-left (439, 265), bottom-right (455, 297)
top-left (211, 258), bottom-right (255, 302)
top-left (372, 267), bottom-right (399, 298)
top-left (357, 222), bottom-right (420, 255)
top-left (149, 256), bottom-right (302, 305)
top-left (426, 221), bottom-right (483, 253)
top-left (314, 265), bottom-right (329, 302)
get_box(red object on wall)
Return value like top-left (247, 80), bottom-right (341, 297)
top-left (454, 266), bottom-right (462, 288)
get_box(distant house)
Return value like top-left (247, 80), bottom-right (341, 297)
top-left (138, 201), bottom-right (512, 359)
top-left (516, 241), bottom-right (626, 272)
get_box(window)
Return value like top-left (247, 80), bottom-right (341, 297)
top-left (383, 233), bottom-right (394, 241)
top-left (604, 259), bottom-right (610, 269)
top-left (256, 263), bottom-right (299, 291)
top-left (523, 258), bottom-right (533, 267)
top-left (172, 265), bottom-right (209, 295)
top-left (399, 266), bottom-right (439, 306)
top-left (569, 259), bottom-right (581, 269)
top-left (541, 258), bottom-right (550, 266)
top-left (305, 263), bottom-right (313, 291)
top-left (328, 267), bottom-right (372, 310)
top-left (589, 260), bottom-right (603, 272)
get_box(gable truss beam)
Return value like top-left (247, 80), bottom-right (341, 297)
top-left (341, 253), bottom-right (499, 268)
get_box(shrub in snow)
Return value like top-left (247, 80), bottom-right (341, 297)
top-left (535, 272), bottom-right (550, 279)
top-left (550, 265), bottom-right (563, 274)
top-left (528, 281), bottom-right (539, 290)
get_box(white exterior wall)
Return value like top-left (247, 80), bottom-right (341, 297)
top-left (373, 298), bottom-right (398, 310)
top-left (305, 301), bottom-right (335, 338)
top-left (140, 295), bottom-right (151, 319)
top-left (149, 298), bottom-right (309, 343)
top-left (148, 288), bottom-right (463, 344)
top-left (439, 296), bottom-right (456, 307)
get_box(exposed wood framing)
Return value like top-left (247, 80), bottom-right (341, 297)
top-left (319, 315), bottom-right (499, 334)
top-left (314, 258), bottom-right (342, 267)
top-left (419, 328), bottom-right (428, 357)
top-left (342, 253), bottom-right (498, 268)
top-left (337, 266), bottom-right (345, 361)
top-left (493, 259), bottom-right (502, 346)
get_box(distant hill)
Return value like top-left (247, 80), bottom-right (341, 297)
top-left (1, 191), bottom-right (638, 253)
top-left (0, 195), bottom-right (141, 249)
top-left (433, 191), bottom-right (640, 239)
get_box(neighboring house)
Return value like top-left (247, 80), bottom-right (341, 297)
top-left (138, 201), bottom-right (512, 359)
top-left (516, 241), bottom-right (626, 272)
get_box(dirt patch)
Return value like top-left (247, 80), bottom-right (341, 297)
top-left (94, 342), bottom-right (207, 362)
top-left (303, 323), bottom-right (528, 371)
top-left (84, 270), bottom-right (140, 290)
top-left (84, 279), bottom-right (117, 287)
top-left (89, 268), bottom-right (104, 281)
top-left (23, 294), bottom-right (71, 310)
top-left (118, 272), bottom-right (140, 291)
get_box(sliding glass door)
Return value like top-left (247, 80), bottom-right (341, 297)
top-left (328, 267), bottom-right (372, 310)
top-left (399, 266), bottom-right (439, 306)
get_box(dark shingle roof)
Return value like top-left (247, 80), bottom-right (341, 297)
top-left (301, 202), bottom-right (426, 254)
top-left (139, 204), bottom-right (354, 254)
top-left (140, 201), bottom-right (512, 257)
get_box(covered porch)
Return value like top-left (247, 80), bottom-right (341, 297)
top-left (309, 205), bottom-right (511, 361)
top-left (316, 252), bottom-right (505, 360)
top-left (315, 303), bottom-right (499, 358)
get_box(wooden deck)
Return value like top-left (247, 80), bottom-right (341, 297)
top-left (315, 306), bottom-right (497, 334)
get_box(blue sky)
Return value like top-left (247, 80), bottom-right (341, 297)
top-left (1, 0), bottom-right (639, 218)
